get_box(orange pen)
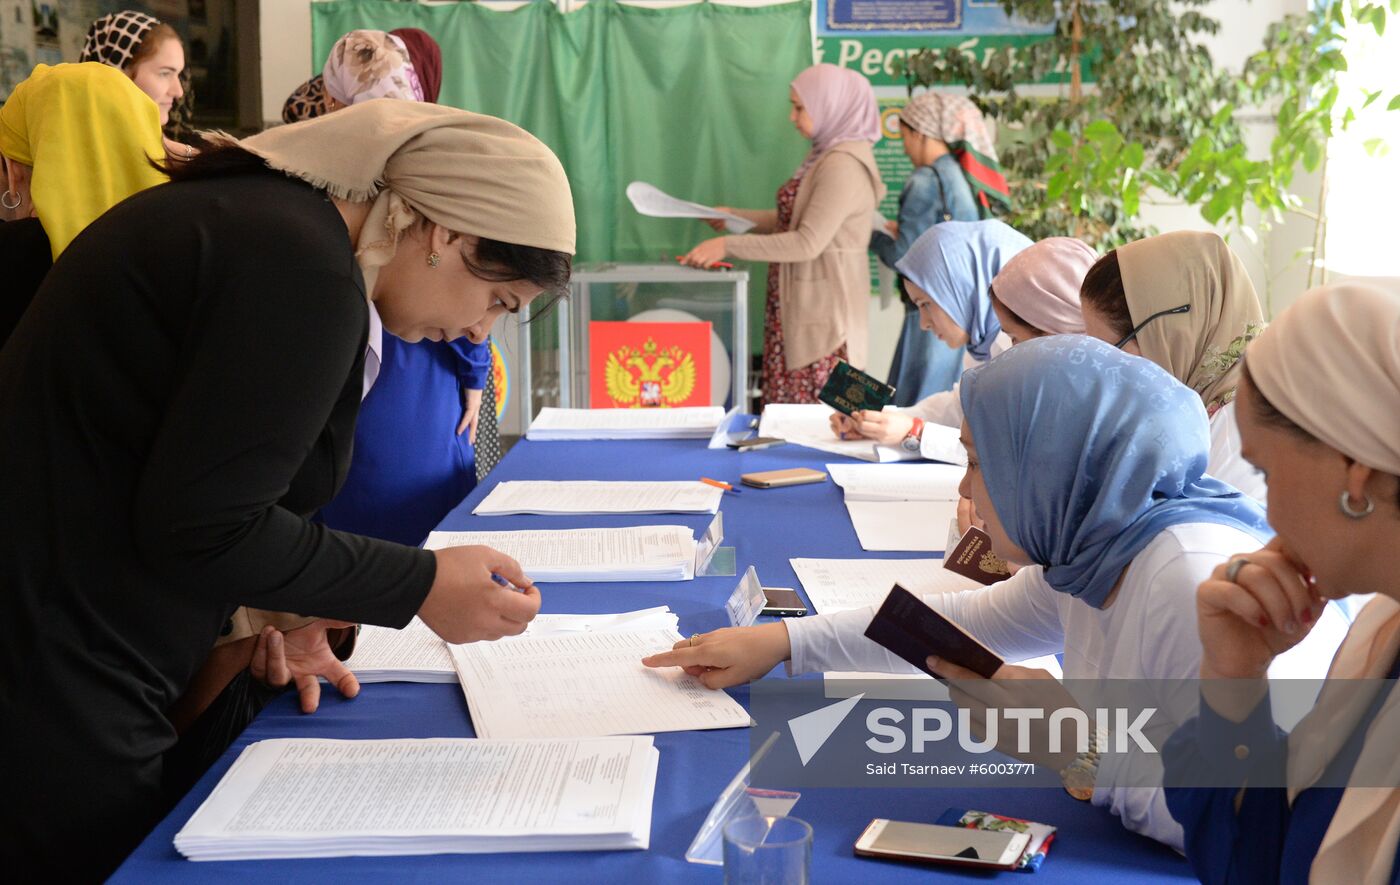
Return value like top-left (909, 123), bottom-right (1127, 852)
top-left (699, 477), bottom-right (740, 493)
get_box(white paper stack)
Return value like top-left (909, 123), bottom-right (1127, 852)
top-left (827, 462), bottom-right (964, 502)
top-left (450, 628), bottom-right (751, 739)
top-left (345, 618), bottom-right (456, 683)
top-left (789, 557), bottom-right (980, 614)
top-left (826, 462), bottom-right (963, 552)
top-left (757, 403), bottom-right (916, 463)
top-left (346, 609), bottom-right (683, 684)
top-left (527, 406), bottom-right (727, 441)
top-left (472, 480), bottom-right (723, 516)
top-left (424, 526), bottom-right (698, 582)
top-left (174, 736), bottom-right (659, 860)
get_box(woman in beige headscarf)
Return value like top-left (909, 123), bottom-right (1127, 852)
top-left (1162, 283), bottom-right (1400, 884)
top-left (1079, 230), bottom-right (1267, 501)
top-left (0, 100), bottom-right (575, 880)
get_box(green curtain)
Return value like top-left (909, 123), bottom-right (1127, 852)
top-left (311, 0), bottom-right (813, 352)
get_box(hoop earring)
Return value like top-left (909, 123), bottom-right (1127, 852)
top-left (0, 190), bottom-right (19, 211)
top-left (1339, 490), bottom-right (1374, 519)
top-left (427, 251), bottom-right (441, 268)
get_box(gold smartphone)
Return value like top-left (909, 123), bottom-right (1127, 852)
top-left (739, 467), bottom-right (828, 489)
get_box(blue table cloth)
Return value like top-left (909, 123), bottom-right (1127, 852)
top-left (112, 430), bottom-right (1192, 882)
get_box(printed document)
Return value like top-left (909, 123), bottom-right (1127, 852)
top-left (425, 526), bottom-right (698, 582)
top-left (174, 736), bottom-right (658, 859)
top-left (473, 480), bottom-right (723, 516)
top-left (625, 181), bottom-right (756, 233)
top-left (450, 628), bottom-right (750, 739)
top-left (756, 403), bottom-right (915, 463)
top-left (527, 406), bottom-right (726, 441)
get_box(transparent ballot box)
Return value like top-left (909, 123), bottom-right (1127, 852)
top-left (508, 263), bottom-right (750, 431)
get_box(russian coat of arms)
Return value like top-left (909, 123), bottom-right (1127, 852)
top-left (604, 336), bottom-right (697, 407)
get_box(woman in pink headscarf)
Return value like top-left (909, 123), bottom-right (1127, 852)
top-left (682, 64), bottom-right (884, 404)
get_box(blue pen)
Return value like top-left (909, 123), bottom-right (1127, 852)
top-left (492, 573), bottom-right (529, 593)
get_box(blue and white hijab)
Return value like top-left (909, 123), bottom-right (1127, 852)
top-left (896, 219), bottom-right (1031, 361)
top-left (960, 335), bottom-right (1271, 608)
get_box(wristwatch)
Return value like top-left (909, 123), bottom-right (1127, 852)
top-left (900, 417), bottom-right (925, 453)
top-left (1060, 724), bottom-right (1108, 801)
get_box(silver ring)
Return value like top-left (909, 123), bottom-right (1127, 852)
top-left (1225, 557), bottom-right (1252, 583)
top-left (689, 633), bottom-right (701, 647)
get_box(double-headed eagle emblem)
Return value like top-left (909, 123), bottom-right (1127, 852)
top-left (603, 336), bottom-right (697, 407)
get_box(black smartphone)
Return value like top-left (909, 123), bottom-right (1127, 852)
top-left (761, 587), bottom-right (808, 617)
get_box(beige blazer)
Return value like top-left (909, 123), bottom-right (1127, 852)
top-left (726, 141), bottom-right (884, 371)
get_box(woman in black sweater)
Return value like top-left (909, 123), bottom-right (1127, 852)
top-left (0, 101), bottom-right (575, 879)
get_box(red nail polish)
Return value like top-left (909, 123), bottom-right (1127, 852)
top-left (1258, 616), bottom-right (1270, 628)
top-left (1301, 608), bottom-right (1314, 624)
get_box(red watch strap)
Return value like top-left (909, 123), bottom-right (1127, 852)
top-left (907, 417), bottom-right (924, 441)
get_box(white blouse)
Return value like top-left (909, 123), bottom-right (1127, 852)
top-left (901, 333), bottom-right (1013, 430)
top-left (783, 523), bottom-right (1347, 850)
top-left (1207, 400), bottom-right (1267, 503)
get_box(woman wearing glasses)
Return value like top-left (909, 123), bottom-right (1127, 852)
top-left (1079, 231), bottom-right (1268, 502)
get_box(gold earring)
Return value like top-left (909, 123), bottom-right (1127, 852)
top-left (427, 251), bottom-right (441, 268)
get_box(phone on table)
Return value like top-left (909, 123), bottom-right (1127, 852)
top-left (760, 587), bottom-right (808, 617)
top-left (854, 819), bottom-right (1029, 870)
top-left (727, 436), bottom-right (786, 451)
top-left (740, 467), bottom-right (827, 489)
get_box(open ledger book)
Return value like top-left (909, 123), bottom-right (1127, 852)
top-left (174, 736), bottom-right (658, 860)
top-left (473, 480), bottom-right (723, 516)
top-left (826, 462), bottom-right (964, 552)
top-left (757, 403), bottom-right (916, 463)
top-left (450, 628), bottom-right (751, 739)
top-left (527, 406), bottom-right (726, 440)
top-left (345, 609), bottom-right (681, 684)
top-left (424, 526), bottom-right (698, 582)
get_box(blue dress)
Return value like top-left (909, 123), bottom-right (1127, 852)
top-left (871, 153), bottom-right (979, 406)
top-left (1164, 652), bottom-right (1400, 883)
top-left (318, 334), bottom-right (490, 547)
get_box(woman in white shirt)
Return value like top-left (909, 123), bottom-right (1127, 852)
top-left (831, 220), bottom-right (1028, 449)
top-left (646, 335), bottom-right (1344, 849)
top-left (1078, 231), bottom-right (1267, 502)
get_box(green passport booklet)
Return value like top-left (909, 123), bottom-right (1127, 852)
top-left (818, 360), bottom-right (895, 416)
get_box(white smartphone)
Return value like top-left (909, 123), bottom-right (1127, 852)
top-left (853, 819), bottom-right (1029, 870)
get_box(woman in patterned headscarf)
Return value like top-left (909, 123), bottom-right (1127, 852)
top-left (322, 29), bottom-right (423, 107)
top-left (897, 91), bottom-right (1011, 217)
top-left (80, 10), bottom-right (194, 153)
top-left (1080, 231), bottom-right (1267, 502)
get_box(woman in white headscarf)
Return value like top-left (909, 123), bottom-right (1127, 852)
top-left (1163, 283), bottom-right (1400, 884)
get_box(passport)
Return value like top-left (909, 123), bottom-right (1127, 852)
top-left (942, 527), bottom-right (1013, 586)
top-left (818, 360), bottom-right (895, 416)
top-left (863, 584), bottom-right (1004, 680)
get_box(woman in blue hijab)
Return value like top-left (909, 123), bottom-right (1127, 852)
top-left (644, 336), bottom-right (1346, 849)
top-left (832, 219), bottom-right (1031, 452)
